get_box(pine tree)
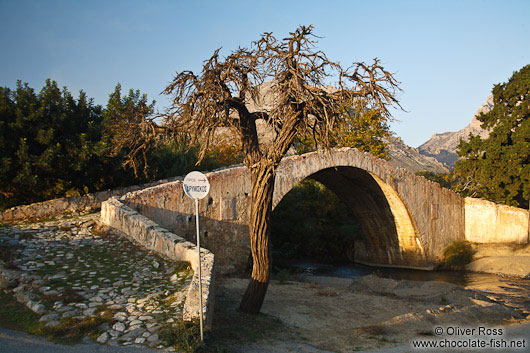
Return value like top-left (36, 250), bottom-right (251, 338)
top-left (453, 65), bottom-right (530, 208)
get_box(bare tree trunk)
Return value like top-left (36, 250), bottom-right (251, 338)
top-left (239, 164), bottom-right (276, 314)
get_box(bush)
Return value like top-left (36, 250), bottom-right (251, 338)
top-left (159, 319), bottom-right (203, 353)
top-left (443, 241), bottom-right (474, 267)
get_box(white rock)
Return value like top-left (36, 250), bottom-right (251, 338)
top-left (134, 337), bottom-right (146, 344)
top-left (84, 308), bottom-right (97, 316)
top-left (113, 322), bottom-right (126, 332)
top-left (96, 332), bottom-right (109, 343)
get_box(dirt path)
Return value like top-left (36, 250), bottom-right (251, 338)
top-left (212, 275), bottom-right (529, 353)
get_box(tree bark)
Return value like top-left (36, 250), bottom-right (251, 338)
top-left (239, 163), bottom-right (276, 314)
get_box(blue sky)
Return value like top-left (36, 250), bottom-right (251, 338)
top-left (1, 0), bottom-right (529, 147)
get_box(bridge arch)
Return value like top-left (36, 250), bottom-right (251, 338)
top-left (273, 165), bottom-right (426, 268)
top-left (272, 148), bottom-right (464, 270)
top-left (118, 148), bottom-right (465, 274)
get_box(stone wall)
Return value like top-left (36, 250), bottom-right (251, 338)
top-left (122, 165), bottom-right (251, 275)
top-left (0, 177), bottom-right (181, 223)
top-left (100, 197), bottom-right (215, 327)
top-left (465, 197), bottom-right (529, 244)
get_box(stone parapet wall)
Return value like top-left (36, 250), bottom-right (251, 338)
top-left (122, 166), bottom-right (251, 275)
top-left (100, 197), bottom-right (215, 327)
top-left (465, 197), bottom-right (529, 244)
top-left (0, 177), bottom-right (181, 223)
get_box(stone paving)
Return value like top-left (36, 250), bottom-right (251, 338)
top-left (0, 213), bottom-right (193, 349)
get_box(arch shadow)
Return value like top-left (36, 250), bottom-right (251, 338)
top-left (274, 166), bottom-right (429, 269)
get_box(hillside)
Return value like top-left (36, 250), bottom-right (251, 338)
top-left (418, 95), bottom-right (492, 167)
top-left (386, 137), bottom-right (449, 174)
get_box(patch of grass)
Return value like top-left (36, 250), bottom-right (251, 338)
top-left (41, 288), bottom-right (85, 307)
top-left (443, 241), bottom-right (475, 268)
top-left (0, 246), bottom-right (18, 269)
top-left (0, 290), bottom-right (43, 333)
top-left (173, 261), bottom-right (192, 273)
top-left (37, 314), bottom-right (114, 344)
top-left (159, 319), bottom-right (204, 353)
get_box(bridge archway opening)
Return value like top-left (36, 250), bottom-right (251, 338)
top-left (271, 166), bottom-right (426, 268)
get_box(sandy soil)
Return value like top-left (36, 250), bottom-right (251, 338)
top-left (214, 274), bottom-right (528, 353)
top-left (467, 243), bottom-right (530, 277)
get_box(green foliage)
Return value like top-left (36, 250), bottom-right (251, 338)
top-left (0, 80), bottom-right (106, 208)
top-left (443, 241), bottom-right (474, 267)
top-left (159, 319), bottom-right (203, 353)
top-left (37, 314), bottom-right (115, 344)
top-left (271, 179), bottom-right (360, 263)
top-left (453, 65), bottom-right (530, 208)
top-left (415, 171), bottom-right (452, 189)
top-left (294, 98), bottom-right (392, 159)
top-left (0, 290), bottom-right (43, 333)
top-left (0, 80), bottom-right (239, 210)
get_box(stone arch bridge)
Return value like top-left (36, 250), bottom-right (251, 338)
top-left (117, 148), bottom-right (473, 274)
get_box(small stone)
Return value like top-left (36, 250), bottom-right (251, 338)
top-left (84, 308), bottom-right (97, 316)
top-left (45, 321), bottom-right (60, 327)
top-left (129, 319), bottom-right (142, 326)
top-left (96, 332), bottom-right (109, 343)
top-left (57, 305), bottom-right (73, 312)
top-left (152, 261), bottom-right (159, 269)
top-left (109, 330), bottom-right (120, 338)
top-left (138, 315), bottom-right (153, 321)
top-left (39, 313), bottom-right (60, 322)
top-left (113, 322), bottom-right (126, 332)
top-left (27, 301), bottom-right (46, 314)
top-left (121, 328), bottom-right (144, 340)
top-left (134, 337), bottom-right (146, 344)
top-left (147, 333), bottom-right (159, 342)
top-left (62, 311), bottom-right (77, 319)
top-left (43, 290), bottom-right (59, 296)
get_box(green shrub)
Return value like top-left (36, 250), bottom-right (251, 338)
top-left (443, 241), bottom-right (474, 267)
top-left (159, 319), bottom-right (203, 353)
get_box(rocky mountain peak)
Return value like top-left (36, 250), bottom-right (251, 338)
top-left (417, 95), bottom-right (493, 167)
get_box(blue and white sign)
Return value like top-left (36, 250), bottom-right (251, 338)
top-left (183, 171), bottom-right (210, 200)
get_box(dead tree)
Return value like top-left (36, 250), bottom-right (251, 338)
top-left (163, 25), bottom-right (401, 314)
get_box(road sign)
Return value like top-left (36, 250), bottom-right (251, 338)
top-left (183, 171), bottom-right (210, 200)
top-left (183, 171), bottom-right (210, 342)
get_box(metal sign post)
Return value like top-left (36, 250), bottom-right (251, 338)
top-left (183, 171), bottom-right (210, 342)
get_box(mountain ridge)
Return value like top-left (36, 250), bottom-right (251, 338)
top-left (417, 95), bottom-right (492, 167)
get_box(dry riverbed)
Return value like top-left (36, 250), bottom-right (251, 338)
top-left (212, 274), bottom-right (529, 352)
